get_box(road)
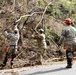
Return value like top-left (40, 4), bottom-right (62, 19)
top-left (0, 61), bottom-right (76, 75)
top-left (19, 63), bottom-right (76, 75)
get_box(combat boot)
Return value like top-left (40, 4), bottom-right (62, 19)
top-left (66, 65), bottom-right (72, 68)
top-left (10, 61), bottom-right (14, 69)
top-left (0, 64), bottom-right (5, 70)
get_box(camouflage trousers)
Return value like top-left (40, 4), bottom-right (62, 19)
top-left (66, 50), bottom-right (74, 66)
top-left (65, 43), bottom-right (75, 66)
top-left (3, 45), bottom-right (17, 66)
top-left (38, 47), bottom-right (46, 64)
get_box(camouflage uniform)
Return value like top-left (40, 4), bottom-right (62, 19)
top-left (32, 29), bottom-right (47, 64)
top-left (1, 25), bottom-right (20, 68)
top-left (37, 33), bottom-right (47, 56)
top-left (58, 25), bottom-right (76, 67)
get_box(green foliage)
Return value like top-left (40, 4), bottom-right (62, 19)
top-left (72, 14), bottom-right (76, 20)
top-left (50, 32), bottom-right (60, 44)
top-left (37, 1), bottom-right (41, 6)
top-left (0, 35), bottom-right (5, 40)
top-left (37, 0), bottom-right (45, 8)
top-left (8, 16), bottom-right (16, 22)
top-left (0, 0), bottom-right (2, 5)
top-left (21, 17), bottom-right (27, 22)
top-left (45, 25), bottom-right (60, 45)
top-left (56, 0), bottom-right (76, 19)
top-left (45, 4), bottom-right (55, 16)
top-left (45, 26), bottom-right (53, 38)
top-left (42, 0), bottom-right (76, 20)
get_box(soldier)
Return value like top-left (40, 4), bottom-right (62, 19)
top-left (32, 28), bottom-right (47, 64)
top-left (58, 18), bottom-right (76, 68)
top-left (0, 25), bottom-right (20, 69)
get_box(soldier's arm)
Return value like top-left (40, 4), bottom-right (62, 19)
top-left (58, 36), bottom-right (64, 45)
top-left (5, 31), bottom-right (12, 39)
top-left (14, 25), bottom-right (19, 34)
top-left (5, 31), bottom-right (11, 37)
top-left (58, 29), bottom-right (66, 45)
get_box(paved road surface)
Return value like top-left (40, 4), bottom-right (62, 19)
top-left (19, 63), bottom-right (76, 75)
top-left (0, 62), bottom-right (76, 75)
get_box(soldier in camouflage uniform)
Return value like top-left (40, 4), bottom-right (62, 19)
top-left (58, 18), bottom-right (76, 68)
top-left (0, 25), bottom-right (20, 69)
top-left (32, 28), bottom-right (47, 64)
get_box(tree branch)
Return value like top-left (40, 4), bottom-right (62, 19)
top-left (16, 12), bottom-right (43, 23)
top-left (35, 0), bottom-right (55, 33)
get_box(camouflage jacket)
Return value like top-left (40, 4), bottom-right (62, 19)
top-left (58, 25), bottom-right (76, 45)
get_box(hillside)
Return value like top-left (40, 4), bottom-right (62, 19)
top-left (0, 0), bottom-right (76, 70)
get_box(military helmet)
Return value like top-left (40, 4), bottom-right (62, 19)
top-left (65, 18), bottom-right (72, 25)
